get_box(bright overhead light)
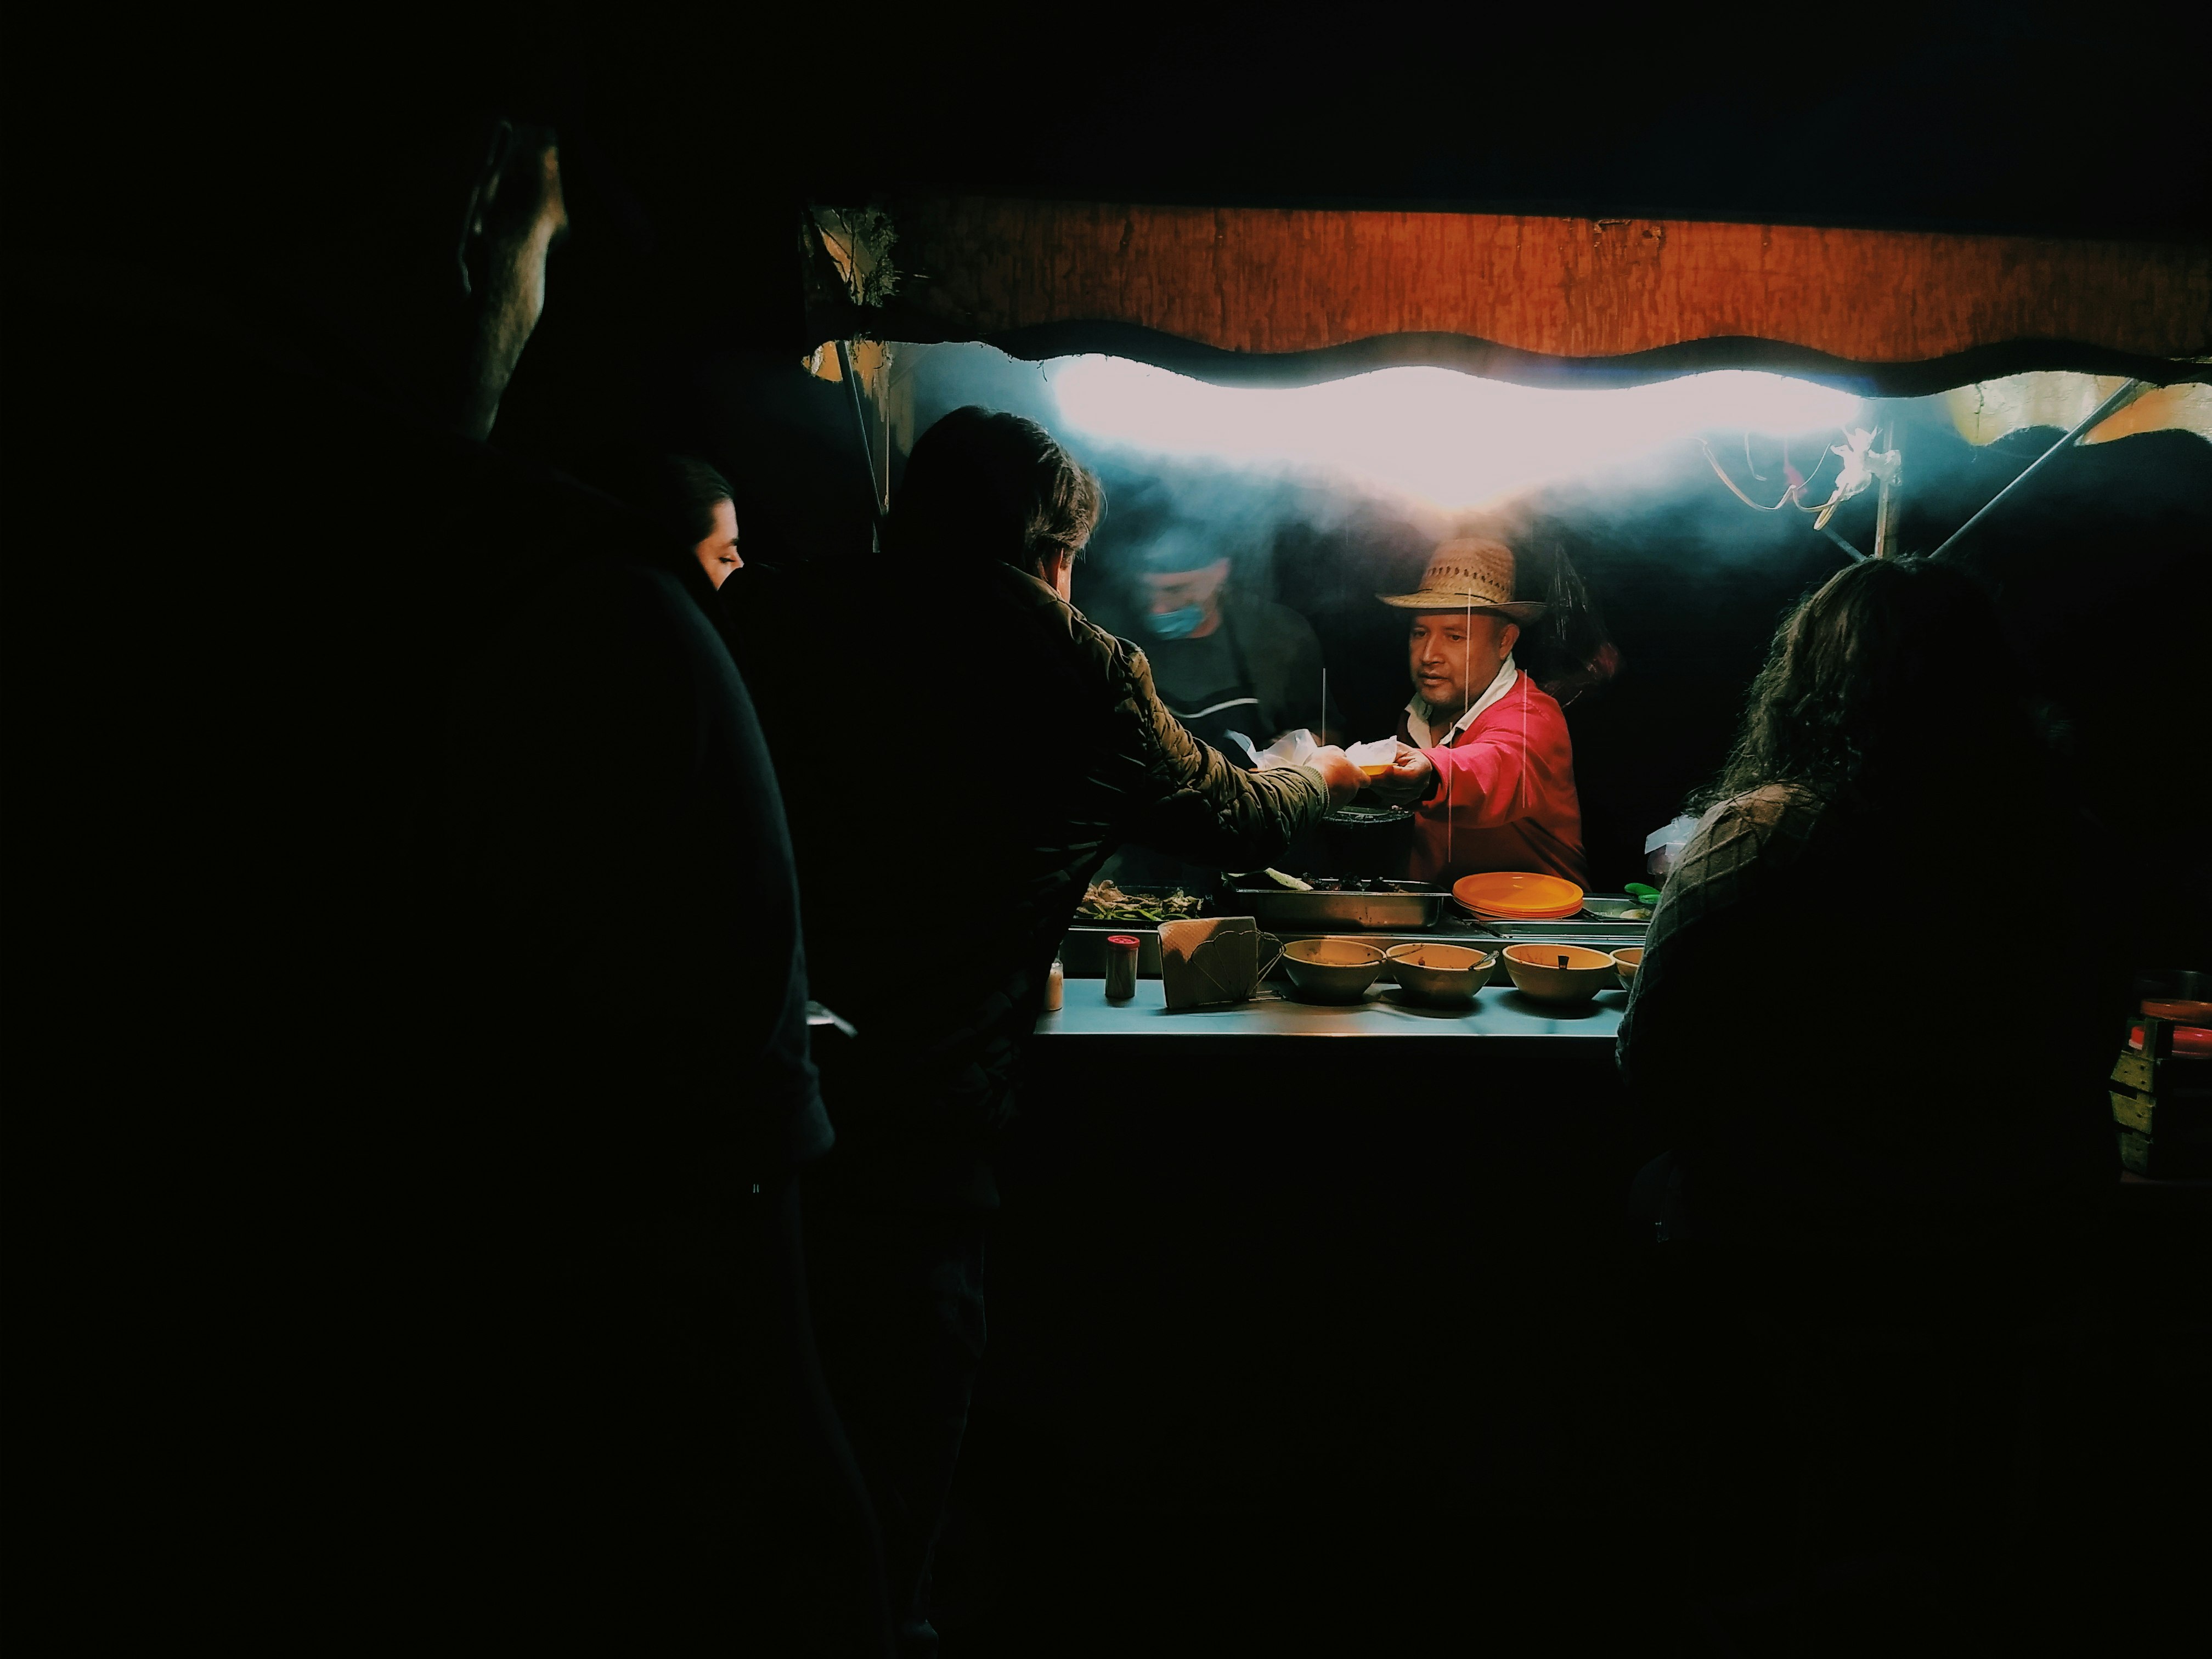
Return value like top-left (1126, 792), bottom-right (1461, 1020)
top-left (1045, 359), bottom-right (1864, 507)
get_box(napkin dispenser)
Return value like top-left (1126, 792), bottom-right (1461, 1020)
top-left (1156, 916), bottom-right (1283, 1009)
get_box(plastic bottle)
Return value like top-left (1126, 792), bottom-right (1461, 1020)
top-left (1104, 935), bottom-right (1140, 1002)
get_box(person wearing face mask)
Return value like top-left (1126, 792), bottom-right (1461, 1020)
top-left (1364, 538), bottom-right (1590, 888)
top-left (1090, 529), bottom-right (1343, 885)
top-left (1110, 528), bottom-right (1341, 754)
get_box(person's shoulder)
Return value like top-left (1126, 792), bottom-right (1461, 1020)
top-left (537, 550), bottom-right (692, 613)
top-left (1231, 591), bottom-right (1321, 643)
top-left (1515, 672), bottom-right (1572, 723)
top-left (1709, 784), bottom-right (1821, 842)
top-left (517, 556), bottom-right (729, 691)
top-left (1676, 786), bottom-right (1822, 887)
top-left (1070, 609), bottom-right (1152, 701)
top-left (987, 565), bottom-right (1121, 670)
top-left (1463, 669), bottom-right (1569, 740)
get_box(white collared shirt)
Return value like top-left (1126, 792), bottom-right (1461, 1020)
top-left (1404, 656), bottom-right (1519, 749)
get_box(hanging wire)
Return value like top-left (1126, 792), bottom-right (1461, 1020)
top-left (1700, 433), bottom-right (1837, 512)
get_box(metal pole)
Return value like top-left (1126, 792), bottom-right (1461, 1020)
top-left (834, 339), bottom-right (888, 545)
top-left (1871, 420), bottom-right (1899, 558)
top-left (1929, 380), bottom-right (2149, 561)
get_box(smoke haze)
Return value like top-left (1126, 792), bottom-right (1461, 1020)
top-left (901, 343), bottom-right (2209, 928)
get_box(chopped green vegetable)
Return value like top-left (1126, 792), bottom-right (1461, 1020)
top-left (1076, 880), bottom-right (1204, 924)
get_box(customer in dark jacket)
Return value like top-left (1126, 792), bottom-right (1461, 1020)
top-left (12, 99), bottom-right (888, 1652)
top-left (1617, 556), bottom-right (2120, 1251)
top-left (781, 407), bottom-right (1364, 1655)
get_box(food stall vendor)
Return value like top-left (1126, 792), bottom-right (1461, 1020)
top-left (1089, 526), bottom-right (1341, 753)
top-left (1090, 526), bottom-right (1342, 885)
top-left (1364, 538), bottom-right (1589, 887)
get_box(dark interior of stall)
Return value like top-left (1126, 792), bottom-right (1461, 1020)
top-left (10, 8), bottom-right (2208, 1653)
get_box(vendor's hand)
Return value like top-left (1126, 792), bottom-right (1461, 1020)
top-left (1307, 744), bottom-right (1366, 806)
top-left (1364, 743), bottom-right (1435, 805)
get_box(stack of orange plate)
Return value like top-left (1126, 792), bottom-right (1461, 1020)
top-left (1452, 871), bottom-right (1585, 920)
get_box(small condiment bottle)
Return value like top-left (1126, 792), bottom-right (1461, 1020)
top-left (1044, 956), bottom-right (1065, 1013)
top-left (1104, 935), bottom-right (1141, 1002)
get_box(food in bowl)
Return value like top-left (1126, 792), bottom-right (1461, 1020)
top-left (1385, 942), bottom-right (1496, 1006)
top-left (1610, 947), bottom-right (1644, 990)
top-left (1502, 943), bottom-right (1618, 1003)
top-left (1280, 937), bottom-right (1386, 1003)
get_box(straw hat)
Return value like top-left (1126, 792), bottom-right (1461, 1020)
top-left (1377, 537), bottom-right (1548, 621)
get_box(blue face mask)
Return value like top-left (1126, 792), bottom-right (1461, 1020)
top-left (1147, 604), bottom-right (1205, 640)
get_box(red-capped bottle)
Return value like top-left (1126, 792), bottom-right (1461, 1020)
top-left (1104, 934), bottom-right (1141, 1002)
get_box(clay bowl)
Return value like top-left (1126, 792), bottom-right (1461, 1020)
top-left (1385, 942), bottom-right (1497, 1006)
top-left (1610, 947), bottom-right (1644, 990)
top-left (1281, 937), bottom-right (1387, 1003)
top-left (1502, 943), bottom-right (1618, 1003)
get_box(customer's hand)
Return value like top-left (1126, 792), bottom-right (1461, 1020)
top-left (1306, 745), bottom-right (1367, 806)
top-left (1364, 743), bottom-right (1435, 805)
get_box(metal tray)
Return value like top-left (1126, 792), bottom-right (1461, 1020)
top-left (1220, 883), bottom-right (1448, 930)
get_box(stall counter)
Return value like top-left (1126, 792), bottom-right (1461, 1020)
top-left (1036, 975), bottom-right (1625, 1047)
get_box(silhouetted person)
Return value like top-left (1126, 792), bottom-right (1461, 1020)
top-left (764, 407), bottom-right (1363, 1656)
top-left (13, 84), bottom-right (889, 1652)
top-left (1611, 555), bottom-right (2126, 1630)
top-left (1617, 556), bottom-right (2118, 1249)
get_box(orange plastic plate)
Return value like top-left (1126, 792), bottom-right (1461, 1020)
top-left (1454, 871), bottom-right (1585, 916)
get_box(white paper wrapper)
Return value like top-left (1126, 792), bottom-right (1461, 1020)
top-left (1345, 737), bottom-right (1399, 769)
top-left (1225, 728), bottom-right (1318, 770)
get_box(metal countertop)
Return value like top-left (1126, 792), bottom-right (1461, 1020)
top-left (1035, 975), bottom-right (1626, 1046)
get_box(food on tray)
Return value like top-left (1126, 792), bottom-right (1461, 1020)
top-left (1259, 868), bottom-right (1312, 891)
top-left (1077, 881), bottom-right (1204, 923)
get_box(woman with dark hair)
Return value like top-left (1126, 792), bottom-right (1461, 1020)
top-left (1613, 558), bottom-right (2132, 1640)
top-left (591, 450), bottom-right (745, 586)
top-left (1618, 556), bottom-right (2119, 1250)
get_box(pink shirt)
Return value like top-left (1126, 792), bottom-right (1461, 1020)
top-left (1395, 671), bottom-right (1588, 888)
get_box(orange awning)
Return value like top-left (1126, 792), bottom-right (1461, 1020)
top-left (806, 198), bottom-right (2211, 392)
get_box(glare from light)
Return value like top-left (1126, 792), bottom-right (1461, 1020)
top-left (1044, 359), bottom-right (1863, 507)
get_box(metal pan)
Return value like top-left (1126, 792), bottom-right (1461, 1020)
top-left (1221, 882), bottom-right (1448, 931)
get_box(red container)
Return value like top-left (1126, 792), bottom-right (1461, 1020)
top-left (1104, 934), bottom-right (1141, 1003)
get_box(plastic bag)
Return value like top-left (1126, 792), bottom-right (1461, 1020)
top-left (1644, 814), bottom-right (1701, 881)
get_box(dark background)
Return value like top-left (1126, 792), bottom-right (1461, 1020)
top-left (7, 12), bottom-right (2207, 1650)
